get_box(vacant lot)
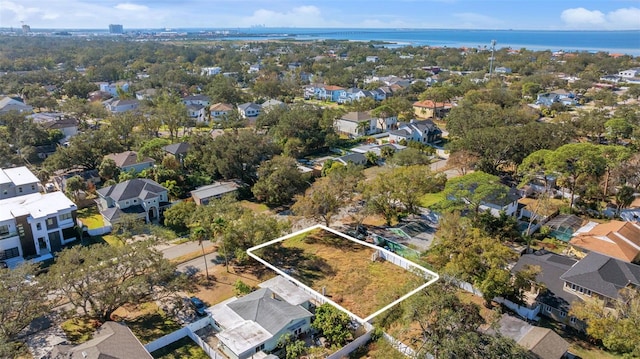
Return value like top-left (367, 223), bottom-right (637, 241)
top-left (255, 228), bottom-right (426, 319)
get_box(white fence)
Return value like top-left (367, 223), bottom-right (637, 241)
top-left (145, 327), bottom-right (189, 353)
top-left (383, 333), bottom-right (416, 358)
top-left (145, 317), bottom-right (224, 358)
top-left (327, 330), bottom-right (373, 359)
top-left (85, 225), bottom-right (112, 236)
top-left (494, 297), bottom-right (541, 321)
top-left (443, 276), bottom-right (484, 297)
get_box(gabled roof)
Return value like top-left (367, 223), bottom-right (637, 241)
top-left (413, 100), bottom-right (452, 109)
top-left (227, 288), bottom-right (312, 335)
top-left (109, 99), bottom-right (139, 107)
top-left (323, 85), bottom-right (345, 91)
top-left (570, 221), bottom-right (640, 262)
top-left (105, 151), bottom-right (154, 168)
top-left (162, 142), bottom-right (191, 156)
top-left (341, 111), bottom-right (372, 122)
top-left (560, 252), bottom-right (640, 300)
top-left (336, 152), bottom-right (367, 165)
top-left (51, 321), bottom-right (152, 359)
top-left (484, 314), bottom-right (569, 359)
top-left (512, 251), bottom-right (579, 312)
top-left (238, 102), bottom-right (261, 111)
top-left (186, 103), bottom-right (205, 111)
top-left (191, 181), bottom-right (239, 200)
top-left (96, 178), bottom-right (166, 202)
top-left (0, 96), bottom-right (32, 112)
top-left (210, 102), bottom-right (234, 112)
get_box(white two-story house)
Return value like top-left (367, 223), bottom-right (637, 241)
top-left (0, 167), bottom-right (77, 266)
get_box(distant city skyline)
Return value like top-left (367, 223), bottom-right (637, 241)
top-left (1, 0), bottom-right (639, 31)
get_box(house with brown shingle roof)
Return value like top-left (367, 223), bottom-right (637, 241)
top-left (105, 151), bottom-right (155, 174)
top-left (569, 220), bottom-right (640, 263)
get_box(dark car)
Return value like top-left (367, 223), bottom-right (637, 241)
top-left (190, 296), bottom-right (207, 316)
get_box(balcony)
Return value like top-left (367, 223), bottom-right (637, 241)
top-left (0, 231), bottom-right (18, 241)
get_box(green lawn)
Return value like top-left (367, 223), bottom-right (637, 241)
top-left (419, 191), bottom-right (446, 208)
top-left (77, 206), bottom-right (105, 230)
top-left (150, 337), bottom-right (209, 359)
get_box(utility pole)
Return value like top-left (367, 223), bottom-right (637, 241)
top-left (489, 40), bottom-right (497, 78)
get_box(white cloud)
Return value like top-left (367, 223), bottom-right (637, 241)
top-left (606, 7), bottom-right (640, 29)
top-left (236, 6), bottom-right (341, 27)
top-left (561, 8), bottom-right (605, 26)
top-left (114, 3), bottom-right (149, 12)
top-left (561, 7), bottom-right (640, 29)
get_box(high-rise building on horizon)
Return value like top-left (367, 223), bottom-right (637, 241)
top-left (21, 24), bottom-right (30, 34)
top-left (109, 24), bottom-right (124, 34)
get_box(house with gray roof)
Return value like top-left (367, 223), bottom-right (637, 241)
top-left (560, 252), bottom-right (640, 305)
top-left (96, 178), bottom-right (170, 225)
top-left (0, 96), bottom-right (33, 114)
top-left (162, 142), bottom-right (191, 164)
top-left (105, 150), bottom-right (155, 174)
top-left (191, 181), bottom-right (239, 205)
top-left (209, 285), bottom-right (313, 359)
top-left (511, 251), bottom-right (584, 330)
top-left (238, 102), bottom-right (262, 118)
top-left (51, 321), bottom-right (152, 359)
top-left (480, 314), bottom-right (569, 359)
top-left (389, 119), bottom-right (442, 145)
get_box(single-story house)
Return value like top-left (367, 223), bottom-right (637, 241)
top-left (191, 181), bottom-right (240, 205)
top-left (480, 314), bottom-right (569, 359)
top-left (161, 142), bottom-right (191, 163)
top-left (209, 279), bottom-right (313, 359)
top-left (261, 99), bottom-right (286, 113)
top-left (335, 153), bottom-right (367, 166)
top-left (51, 321), bottom-right (152, 359)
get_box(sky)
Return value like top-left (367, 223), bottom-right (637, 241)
top-left (1, 0), bottom-right (639, 30)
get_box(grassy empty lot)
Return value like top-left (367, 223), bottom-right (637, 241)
top-left (256, 228), bottom-right (427, 319)
top-left (150, 337), bottom-right (209, 359)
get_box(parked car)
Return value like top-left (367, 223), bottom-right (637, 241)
top-left (190, 296), bottom-right (207, 316)
top-left (0, 261), bottom-right (7, 269)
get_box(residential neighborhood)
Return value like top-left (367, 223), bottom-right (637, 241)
top-left (0, 18), bottom-right (640, 359)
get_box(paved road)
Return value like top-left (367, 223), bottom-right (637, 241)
top-left (158, 239), bottom-right (216, 260)
top-left (177, 252), bottom-right (221, 276)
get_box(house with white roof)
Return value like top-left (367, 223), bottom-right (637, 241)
top-left (208, 276), bottom-right (313, 359)
top-left (0, 167), bottom-right (77, 266)
top-left (0, 166), bottom-right (41, 200)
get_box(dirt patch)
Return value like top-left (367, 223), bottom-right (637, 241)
top-left (186, 264), bottom-right (275, 306)
top-left (254, 228), bottom-right (427, 319)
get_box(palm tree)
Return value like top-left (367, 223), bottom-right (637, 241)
top-left (191, 226), bottom-right (210, 279)
top-left (211, 217), bottom-right (229, 272)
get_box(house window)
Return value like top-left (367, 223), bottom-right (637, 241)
top-left (133, 199), bottom-right (137, 203)
top-left (545, 304), bottom-right (552, 313)
top-left (559, 311), bottom-right (566, 318)
top-left (255, 344), bottom-right (265, 353)
top-left (570, 317), bottom-right (577, 324)
top-left (36, 223), bottom-right (42, 231)
top-left (0, 225), bottom-right (9, 236)
top-left (31, 184), bottom-right (36, 191)
top-left (59, 213), bottom-right (72, 221)
top-left (47, 218), bottom-right (54, 227)
top-left (18, 187), bottom-right (22, 193)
